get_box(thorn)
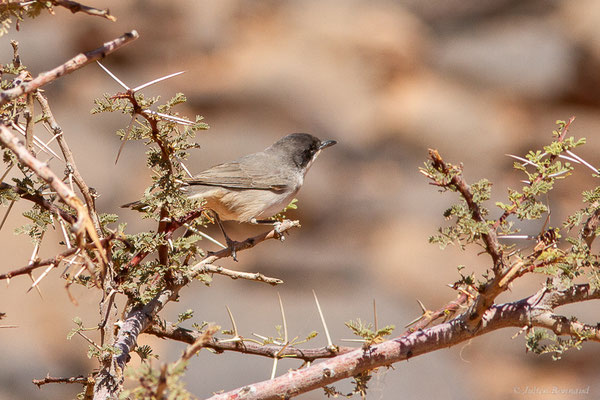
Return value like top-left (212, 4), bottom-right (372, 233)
top-left (177, 159), bottom-right (193, 178)
top-left (373, 299), bottom-right (378, 332)
top-left (416, 299), bottom-right (427, 313)
top-left (96, 61), bottom-right (130, 90)
top-left (277, 292), bottom-right (288, 343)
top-left (132, 70), bottom-right (186, 92)
top-left (312, 290), bottom-right (333, 348)
top-left (225, 305), bottom-right (239, 338)
top-left (0, 199), bottom-right (16, 231)
top-left (115, 115), bottom-right (137, 164)
top-left (141, 109), bottom-right (194, 126)
top-left (270, 357), bottom-right (278, 380)
top-left (497, 235), bottom-right (534, 240)
top-left (505, 153), bottom-right (536, 167)
top-left (566, 150), bottom-right (599, 174)
top-left (183, 223), bottom-right (227, 249)
top-left (27, 263), bottom-right (55, 293)
top-left (58, 218), bottom-right (72, 249)
top-left (27, 273), bottom-right (43, 299)
top-left (558, 154), bottom-right (581, 164)
top-left (512, 325), bottom-right (529, 339)
top-left (404, 315), bottom-right (424, 328)
top-left (61, 250), bottom-right (81, 277)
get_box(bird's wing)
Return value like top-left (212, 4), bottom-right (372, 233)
top-left (184, 160), bottom-right (290, 191)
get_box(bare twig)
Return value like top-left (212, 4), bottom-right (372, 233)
top-left (195, 264), bottom-right (283, 285)
top-left (33, 374), bottom-right (89, 387)
top-left (197, 219), bottom-right (300, 266)
top-left (0, 237), bottom-right (113, 281)
top-left (178, 325), bottom-right (220, 363)
top-left (0, 31), bottom-right (138, 106)
top-left (49, 0), bottom-right (116, 21)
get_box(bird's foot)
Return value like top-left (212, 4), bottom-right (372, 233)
top-left (226, 237), bottom-right (240, 262)
top-left (206, 239), bottom-right (240, 261)
top-left (273, 220), bottom-right (286, 241)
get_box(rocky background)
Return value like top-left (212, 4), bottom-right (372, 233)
top-left (1, 1), bottom-right (600, 399)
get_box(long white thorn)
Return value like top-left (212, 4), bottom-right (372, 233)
top-left (133, 70), bottom-right (186, 92)
top-left (96, 61), bottom-right (130, 90)
top-left (313, 290), bottom-right (333, 348)
top-left (566, 150), bottom-right (599, 174)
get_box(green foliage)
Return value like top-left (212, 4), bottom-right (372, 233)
top-left (177, 309), bottom-right (194, 325)
top-left (345, 318), bottom-right (395, 346)
top-left (0, 2), bottom-right (51, 37)
top-left (423, 120), bottom-right (600, 359)
top-left (14, 206), bottom-right (52, 243)
top-left (428, 178), bottom-right (492, 250)
top-left (121, 361), bottom-right (195, 400)
top-left (525, 327), bottom-right (592, 360)
top-left (270, 198), bottom-right (299, 221)
top-left (134, 345), bottom-right (156, 361)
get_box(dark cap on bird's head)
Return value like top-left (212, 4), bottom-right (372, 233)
top-left (267, 133), bottom-right (337, 169)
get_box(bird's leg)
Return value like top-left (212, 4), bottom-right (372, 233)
top-left (251, 218), bottom-right (286, 241)
top-left (213, 213), bottom-right (239, 261)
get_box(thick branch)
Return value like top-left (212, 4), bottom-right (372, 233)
top-left (0, 31), bottom-right (138, 106)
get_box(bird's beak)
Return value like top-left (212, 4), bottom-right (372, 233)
top-left (319, 140), bottom-right (337, 150)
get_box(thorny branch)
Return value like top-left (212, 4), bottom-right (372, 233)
top-left (145, 322), bottom-right (353, 361)
top-left (206, 284), bottom-right (600, 400)
top-left (0, 182), bottom-right (76, 224)
top-left (428, 149), bottom-right (504, 271)
top-left (0, 236), bottom-right (114, 281)
top-left (492, 116), bottom-right (575, 230)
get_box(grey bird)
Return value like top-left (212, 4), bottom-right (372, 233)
top-left (124, 133), bottom-right (336, 259)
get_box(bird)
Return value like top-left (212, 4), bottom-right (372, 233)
top-left (124, 133), bottom-right (336, 259)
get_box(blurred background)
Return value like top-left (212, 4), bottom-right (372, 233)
top-left (1, 0), bottom-right (600, 398)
